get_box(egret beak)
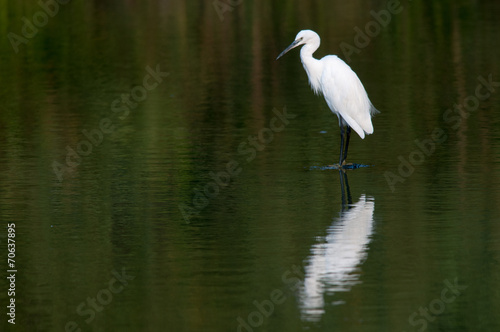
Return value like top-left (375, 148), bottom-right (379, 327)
top-left (276, 38), bottom-right (302, 60)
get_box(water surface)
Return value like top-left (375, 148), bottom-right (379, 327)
top-left (1, 1), bottom-right (500, 331)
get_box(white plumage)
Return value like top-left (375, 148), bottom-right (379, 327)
top-left (277, 29), bottom-right (378, 165)
top-left (300, 194), bottom-right (375, 321)
top-left (320, 55), bottom-right (376, 138)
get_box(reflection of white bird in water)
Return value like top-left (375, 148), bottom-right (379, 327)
top-left (299, 172), bottom-right (375, 321)
top-left (277, 30), bottom-right (379, 167)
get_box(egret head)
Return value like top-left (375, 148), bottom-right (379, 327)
top-left (276, 30), bottom-right (320, 60)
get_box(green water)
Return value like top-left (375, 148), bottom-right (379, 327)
top-left (1, 1), bottom-right (500, 331)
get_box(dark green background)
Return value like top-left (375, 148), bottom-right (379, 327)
top-left (1, 1), bottom-right (499, 331)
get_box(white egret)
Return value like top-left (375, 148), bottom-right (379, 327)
top-left (276, 30), bottom-right (379, 166)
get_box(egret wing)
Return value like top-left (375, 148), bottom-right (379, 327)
top-left (320, 56), bottom-right (375, 139)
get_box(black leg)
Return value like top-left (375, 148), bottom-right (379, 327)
top-left (339, 169), bottom-right (353, 211)
top-left (339, 170), bottom-right (346, 209)
top-left (339, 125), bottom-right (345, 165)
top-left (342, 126), bottom-right (351, 165)
top-left (343, 169), bottom-right (352, 205)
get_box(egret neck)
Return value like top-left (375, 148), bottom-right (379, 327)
top-left (299, 40), bottom-right (323, 95)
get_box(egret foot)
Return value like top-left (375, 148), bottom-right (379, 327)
top-left (326, 163), bottom-right (354, 169)
top-left (327, 163), bottom-right (342, 169)
top-left (312, 163), bottom-right (370, 170)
